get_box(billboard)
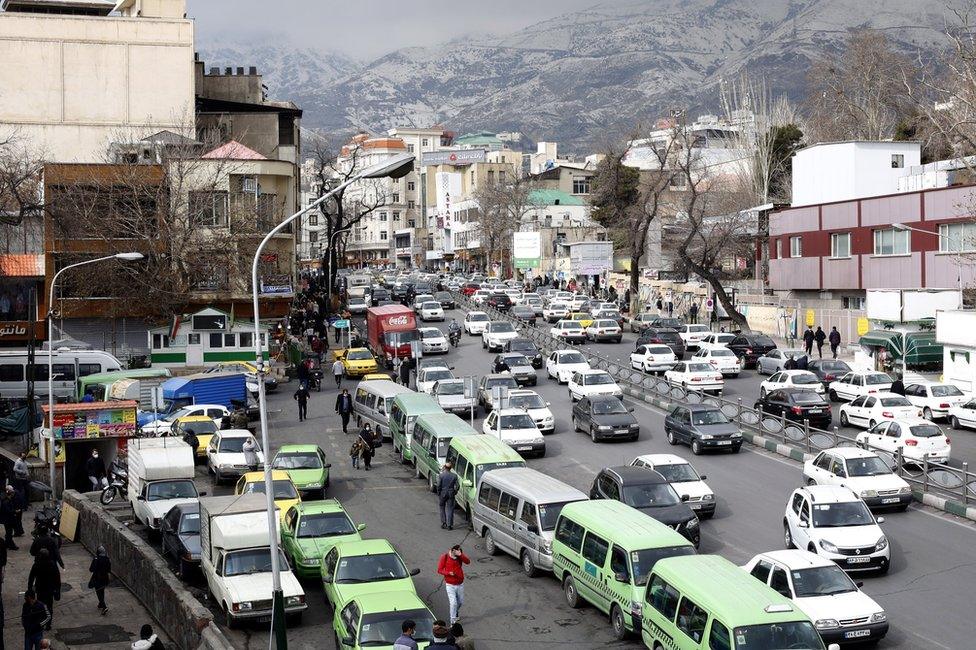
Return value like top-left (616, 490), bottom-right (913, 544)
top-left (422, 149), bottom-right (487, 166)
top-left (569, 241), bottom-right (613, 275)
top-left (513, 232), bottom-right (541, 269)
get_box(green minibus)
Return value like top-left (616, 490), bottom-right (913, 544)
top-left (411, 412), bottom-right (477, 492)
top-left (552, 499), bottom-right (697, 640)
top-left (389, 393), bottom-right (443, 464)
top-left (445, 435), bottom-right (525, 521)
top-left (641, 554), bottom-right (836, 650)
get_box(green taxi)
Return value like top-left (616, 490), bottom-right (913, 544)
top-left (272, 444), bottom-right (332, 498)
top-left (333, 591), bottom-right (435, 650)
top-left (281, 500), bottom-right (365, 579)
top-left (321, 539), bottom-right (420, 607)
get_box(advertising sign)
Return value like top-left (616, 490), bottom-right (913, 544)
top-left (260, 275), bottom-right (293, 295)
top-left (422, 149), bottom-right (487, 166)
top-left (45, 402), bottom-right (138, 440)
top-left (513, 232), bottom-right (542, 269)
top-left (569, 242), bottom-right (613, 275)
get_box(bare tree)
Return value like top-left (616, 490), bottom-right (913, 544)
top-left (472, 172), bottom-right (536, 276)
top-left (0, 131), bottom-right (45, 252)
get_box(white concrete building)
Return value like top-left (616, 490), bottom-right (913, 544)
top-left (791, 141), bottom-right (921, 207)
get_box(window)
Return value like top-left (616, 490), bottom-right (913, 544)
top-left (830, 232), bottom-right (851, 258)
top-left (209, 333), bottom-right (223, 348)
top-left (675, 596), bottom-right (708, 643)
top-left (572, 177), bottom-right (590, 194)
top-left (499, 170), bottom-right (506, 184)
top-left (487, 171), bottom-right (495, 185)
top-left (554, 517), bottom-right (584, 552)
top-left (152, 334), bottom-right (170, 349)
top-left (278, 114), bottom-right (295, 146)
top-left (393, 211), bottom-right (401, 221)
top-left (581, 532), bottom-right (609, 566)
top-left (470, 170), bottom-right (475, 186)
top-left (0, 365), bottom-right (24, 382)
top-left (379, 212), bottom-right (388, 222)
top-left (189, 191), bottom-right (229, 227)
top-left (520, 502), bottom-right (537, 528)
top-left (380, 231), bottom-right (388, 241)
top-left (392, 193), bottom-right (400, 203)
top-left (750, 560), bottom-right (772, 583)
top-left (873, 228), bottom-right (910, 256)
top-left (790, 236), bottom-right (802, 258)
top-left (238, 332), bottom-right (253, 348)
top-left (891, 154), bottom-right (904, 168)
top-left (224, 333), bottom-right (236, 347)
top-left (498, 492), bottom-right (519, 519)
top-left (407, 144), bottom-right (415, 153)
top-left (939, 222), bottom-right (976, 252)
top-left (646, 575), bottom-right (680, 619)
top-left (78, 363), bottom-right (102, 377)
top-left (407, 181), bottom-right (415, 191)
top-left (708, 621), bottom-right (731, 650)
top-left (308, 213), bottom-right (318, 226)
top-left (408, 200), bottom-right (415, 209)
top-left (610, 546), bottom-right (629, 580)
top-left (842, 296), bottom-right (865, 310)
top-left (422, 138), bottom-right (429, 147)
top-left (769, 567), bottom-right (791, 598)
top-left (309, 232), bottom-right (318, 243)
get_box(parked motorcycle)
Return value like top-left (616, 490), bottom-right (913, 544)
top-left (100, 459), bottom-right (128, 505)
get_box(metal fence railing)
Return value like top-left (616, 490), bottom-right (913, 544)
top-left (455, 292), bottom-right (976, 508)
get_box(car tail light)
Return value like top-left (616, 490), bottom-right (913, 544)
top-left (824, 373), bottom-right (835, 380)
top-left (791, 406), bottom-right (803, 415)
top-left (882, 411), bottom-right (894, 418)
top-left (940, 403), bottom-right (950, 409)
top-left (650, 338), bottom-right (663, 343)
top-left (692, 377), bottom-right (702, 382)
top-left (906, 439), bottom-right (918, 446)
top-left (868, 390), bottom-right (877, 394)
top-left (745, 348), bottom-right (753, 354)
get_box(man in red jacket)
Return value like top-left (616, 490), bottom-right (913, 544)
top-left (436, 544), bottom-right (470, 624)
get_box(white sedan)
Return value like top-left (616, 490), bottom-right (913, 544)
top-left (549, 320), bottom-right (587, 343)
top-left (630, 344), bottom-right (676, 374)
top-left (418, 327), bottom-right (449, 354)
top-left (585, 319), bottom-right (622, 343)
top-left (546, 349), bottom-right (591, 384)
top-left (828, 372), bottom-right (893, 402)
top-left (471, 289), bottom-right (492, 305)
top-left (691, 347), bottom-right (741, 377)
top-left (903, 382), bottom-right (969, 421)
top-left (665, 361), bottom-right (724, 394)
top-left (418, 301), bottom-right (444, 321)
top-left (543, 301), bottom-right (571, 322)
top-left (412, 294), bottom-right (435, 311)
top-left (567, 370), bottom-right (623, 402)
top-left (416, 366), bottom-right (455, 394)
top-left (697, 332), bottom-right (736, 350)
top-left (759, 370), bottom-right (825, 397)
top-left (948, 397), bottom-right (976, 431)
top-left (631, 453), bottom-right (715, 518)
top-left (482, 320), bottom-right (519, 352)
top-left (507, 389), bottom-right (555, 434)
top-left (482, 409), bottom-right (546, 457)
top-left (463, 311), bottom-right (490, 335)
top-left (856, 417), bottom-right (951, 464)
top-left (839, 392), bottom-right (919, 429)
top-left (803, 447), bottom-right (912, 510)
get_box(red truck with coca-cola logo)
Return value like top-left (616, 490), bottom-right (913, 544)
top-left (366, 304), bottom-right (419, 367)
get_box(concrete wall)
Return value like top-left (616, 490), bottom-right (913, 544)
top-left (62, 490), bottom-right (232, 650)
top-left (792, 142), bottom-right (920, 207)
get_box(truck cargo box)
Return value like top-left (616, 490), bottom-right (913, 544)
top-left (199, 493), bottom-right (279, 563)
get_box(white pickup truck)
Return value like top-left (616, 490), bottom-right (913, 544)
top-left (128, 438), bottom-right (200, 531)
top-left (199, 494), bottom-right (307, 628)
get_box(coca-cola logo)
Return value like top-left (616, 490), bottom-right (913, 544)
top-left (387, 315), bottom-right (409, 326)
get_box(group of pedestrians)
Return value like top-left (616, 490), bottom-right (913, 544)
top-left (395, 619), bottom-right (475, 650)
top-left (802, 325), bottom-right (842, 359)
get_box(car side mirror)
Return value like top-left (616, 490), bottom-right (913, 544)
top-left (342, 637), bottom-right (356, 647)
top-left (628, 407), bottom-right (635, 413)
top-left (199, 491), bottom-right (208, 497)
top-left (855, 581), bottom-right (864, 588)
top-left (409, 568), bottom-right (420, 577)
top-left (699, 475), bottom-right (707, 481)
top-left (136, 495), bottom-right (146, 501)
top-left (356, 523), bottom-right (367, 531)
top-left (614, 572), bottom-right (629, 583)
top-left (798, 520), bottom-right (808, 528)
top-left (680, 494), bottom-right (690, 502)
top-left (325, 463), bottom-right (332, 469)
top-left (322, 573), bottom-right (333, 582)
top-left (876, 516), bottom-right (885, 524)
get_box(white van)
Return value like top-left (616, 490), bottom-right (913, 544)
top-left (352, 379), bottom-right (413, 441)
top-left (0, 349), bottom-right (123, 403)
top-left (473, 467), bottom-right (587, 577)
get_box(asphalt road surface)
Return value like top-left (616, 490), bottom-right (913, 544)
top-left (164, 306), bottom-right (975, 650)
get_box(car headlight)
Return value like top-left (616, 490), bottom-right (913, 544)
top-left (701, 494), bottom-right (714, 501)
top-left (542, 540), bottom-right (553, 554)
top-left (300, 557), bottom-right (320, 567)
top-left (629, 423), bottom-right (639, 430)
top-left (898, 486), bottom-right (912, 495)
top-left (599, 425), bottom-right (613, 431)
top-left (285, 595), bottom-right (305, 607)
top-left (875, 535), bottom-right (888, 552)
top-left (819, 539), bottom-right (839, 553)
top-left (237, 601), bottom-right (253, 611)
top-left (860, 489), bottom-right (878, 498)
top-left (304, 482), bottom-right (322, 489)
top-left (731, 432), bottom-right (742, 438)
top-left (700, 434), bottom-right (714, 440)
top-left (870, 611), bottom-right (887, 623)
top-left (532, 437), bottom-right (545, 444)
top-left (630, 600), bottom-right (643, 617)
top-left (815, 618), bottom-right (840, 630)
top-left (685, 518), bottom-right (699, 530)
top-left (218, 463), bottom-right (232, 470)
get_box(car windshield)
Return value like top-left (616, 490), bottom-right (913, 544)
top-left (865, 373), bottom-right (892, 385)
top-left (491, 322), bottom-right (515, 333)
top-left (560, 352), bottom-right (587, 364)
top-left (218, 437), bottom-right (254, 453)
top-left (179, 512), bottom-right (200, 534)
top-left (335, 552), bottom-right (409, 584)
top-left (346, 350), bottom-right (373, 361)
top-left (931, 384), bottom-right (964, 397)
top-left (510, 394), bottom-right (546, 410)
top-left (436, 382), bottom-right (465, 395)
top-left (909, 424), bottom-right (944, 438)
top-left (500, 413), bottom-right (536, 429)
top-left (632, 545), bottom-right (697, 586)
top-left (687, 363), bottom-right (713, 373)
top-left (359, 610), bottom-right (435, 646)
top-left (420, 329), bottom-right (442, 339)
top-left (425, 370), bottom-right (454, 382)
top-left (146, 480), bottom-right (197, 502)
top-left (435, 292), bottom-right (452, 300)
top-left (792, 393), bottom-right (826, 405)
top-left (812, 501), bottom-right (874, 527)
top-left (691, 410), bottom-right (730, 425)
top-left (657, 319), bottom-right (683, 328)
top-left (791, 564), bottom-right (857, 597)
top-left (503, 355), bottom-right (530, 366)
top-left (223, 548), bottom-right (289, 577)
top-left (273, 452), bottom-right (322, 470)
top-left (793, 374), bottom-right (819, 385)
top-left (297, 512), bottom-right (357, 538)
top-left (847, 456), bottom-right (892, 477)
top-left (654, 463), bottom-right (700, 482)
top-left (384, 331), bottom-right (418, 346)
top-left (817, 360), bottom-right (850, 372)
top-left (592, 399), bottom-right (627, 414)
top-left (732, 622), bottom-right (824, 650)
top-left (242, 479), bottom-right (298, 500)
top-left (475, 461), bottom-right (524, 484)
top-left (166, 407), bottom-right (194, 422)
top-left (880, 397), bottom-right (911, 407)
top-left (621, 483), bottom-right (681, 508)
top-left (509, 341), bottom-right (535, 352)
top-left (585, 374), bottom-right (615, 385)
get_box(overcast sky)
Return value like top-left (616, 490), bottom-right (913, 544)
top-left (188, 0), bottom-right (597, 60)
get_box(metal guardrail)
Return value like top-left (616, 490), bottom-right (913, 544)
top-left (456, 292), bottom-right (976, 508)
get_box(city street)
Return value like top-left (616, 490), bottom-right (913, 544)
top-left (173, 306), bottom-right (976, 650)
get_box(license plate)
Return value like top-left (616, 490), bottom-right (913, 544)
top-left (881, 497), bottom-right (900, 504)
top-left (808, 408), bottom-right (823, 414)
top-left (716, 440), bottom-right (732, 446)
top-left (845, 629), bottom-right (872, 639)
top-left (689, 503), bottom-right (701, 509)
top-left (517, 446), bottom-right (532, 451)
top-left (616, 429), bottom-right (629, 434)
top-left (847, 556), bottom-right (871, 564)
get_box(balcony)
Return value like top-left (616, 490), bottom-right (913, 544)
top-left (230, 193), bottom-right (289, 234)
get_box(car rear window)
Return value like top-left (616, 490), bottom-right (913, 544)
top-left (750, 335), bottom-right (775, 346)
top-left (880, 397), bottom-right (911, 407)
top-left (793, 392), bottom-right (826, 405)
top-left (909, 424), bottom-right (943, 438)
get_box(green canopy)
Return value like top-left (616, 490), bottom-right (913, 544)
top-left (858, 330), bottom-right (942, 367)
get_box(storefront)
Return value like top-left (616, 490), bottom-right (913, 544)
top-left (41, 400), bottom-right (137, 493)
top-left (147, 308), bottom-right (269, 369)
top-left (0, 254), bottom-right (46, 348)
top-left (857, 328), bottom-right (943, 373)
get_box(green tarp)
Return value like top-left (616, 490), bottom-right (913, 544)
top-left (858, 330), bottom-right (942, 367)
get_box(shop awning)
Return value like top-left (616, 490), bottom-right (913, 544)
top-left (858, 330), bottom-right (943, 366)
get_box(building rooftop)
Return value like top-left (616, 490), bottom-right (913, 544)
top-left (528, 189), bottom-right (585, 206)
top-left (201, 140), bottom-right (266, 160)
top-left (2, 0), bottom-right (114, 14)
top-left (0, 254), bottom-right (44, 277)
top-left (455, 131), bottom-right (503, 148)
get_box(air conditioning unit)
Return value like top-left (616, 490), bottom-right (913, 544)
top-left (241, 177), bottom-right (257, 193)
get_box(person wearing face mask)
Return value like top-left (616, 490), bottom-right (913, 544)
top-left (86, 450), bottom-right (108, 491)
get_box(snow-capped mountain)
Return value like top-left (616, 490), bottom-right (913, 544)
top-left (197, 0), bottom-right (954, 146)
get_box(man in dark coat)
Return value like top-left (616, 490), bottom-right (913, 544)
top-left (89, 545), bottom-right (111, 615)
top-left (29, 527), bottom-right (63, 569)
top-left (335, 389), bottom-right (354, 434)
top-left (27, 548), bottom-right (60, 630)
top-left (1, 486), bottom-right (19, 550)
top-left (802, 327), bottom-right (815, 356)
top-left (814, 326), bottom-right (827, 358)
top-left (293, 385), bottom-right (310, 422)
top-left (21, 590), bottom-right (50, 650)
top-left (437, 463), bottom-right (460, 531)
top-left (828, 326), bottom-right (841, 359)
top-left (890, 376), bottom-right (906, 396)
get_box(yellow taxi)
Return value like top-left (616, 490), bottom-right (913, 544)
top-left (170, 415), bottom-right (219, 461)
top-left (569, 312), bottom-right (595, 329)
top-left (234, 470), bottom-right (301, 523)
top-left (334, 348), bottom-right (379, 378)
top-left (361, 372), bottom-right (393, 381)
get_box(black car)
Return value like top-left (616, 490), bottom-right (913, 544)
top-left (808, 358), bottom-right (854, 386)
top-left (727, 333), bottom-right (777, 368)
top-left (650, 317), bottom-right (685, 329)
top-left (434, 291), bottom-right (456, 309)
top-left (664, 404), bottom-right (743, 454)
top-left (392, 283), bottom-right (411, 301)
top-left (636, 328), bottom-right (685, 360)
top-left (754, 388), bottom-right (832, 429)
top-left (504, 338), bottom-right (543, 368)
top-left (161, 502), bottom-right (202, 578)
top-left (370, 287), bottom-right (391, 304)
top-left (572, 395), bottom-right (639, 442)
top-left (413, 282), bottom-right (434, 295)
top-left (510, 305), bottom-right (537, 326)
top-left (486, 292), bottom-right (513, 311)
top-left (589, 466), bottom-right (700, 547)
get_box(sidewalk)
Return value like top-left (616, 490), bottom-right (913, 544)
top-left (2, 533), bottom-right (171, 650)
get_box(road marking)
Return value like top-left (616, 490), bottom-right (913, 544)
top-left (362, 484), bottom-right (429, 490)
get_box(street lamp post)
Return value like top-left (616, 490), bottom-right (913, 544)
top-left (47, 252), bottom-right (144, 495)
top-left (326, 224), bottom-right (366, 314)
top-left (249, 152), bottom-right (413, 650)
